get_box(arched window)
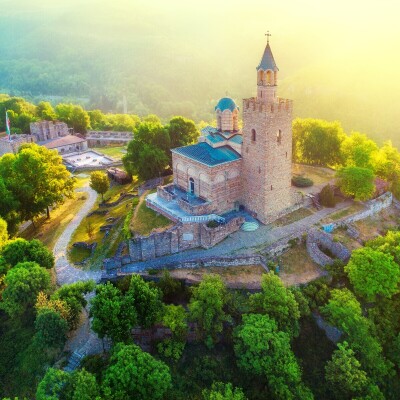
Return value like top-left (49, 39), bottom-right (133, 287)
top-left (251, 129), bottom-right (256, 142)
top-left (277, 129), bottom-right (282, 144)
top-left (189, 177), bottom-right (195, 195)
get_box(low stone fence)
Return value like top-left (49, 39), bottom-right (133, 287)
top-left (157, 185), bottom-right (176, 202)
top-left (178, 197), bottom-right (212, 216)
top-left (103, 254), bottom-right (268, 277)
top-left (306, 228), bottom-right (351, 267)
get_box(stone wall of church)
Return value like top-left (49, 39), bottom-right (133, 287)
top-left (172, 153), bottom-right (242, 215)
top-left (30, 121), bottom-right (69, 141)
top-left (241, 98), bottom-right (293, 223)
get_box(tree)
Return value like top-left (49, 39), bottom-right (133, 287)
top-left (0, 217), bottom-right (8, 248)
top-left (157, 304), bottom-right (188, 361)
top-left (319, 184), bottom-right (335, 207)
top-left (67, 369), bottom-right (101, 400)
top-left (36, 101), bottom-right (56, 121)
top-left (89, 171), bottom-right (109, 202)
top-left (292, 118), bottom-right (345, 166)
top-left (55, 103), bottom-right (90, 133)
top-left (325, 341), bottom-right (368, 399)
top-left (35, 309), bottom-right (68, 348)
top-left (0, 176), bottom-right (20, 236)
top-left (1, 261), bottom-right (50, 316)
top-left (367, 230), bottom-right (400, 264)
top-left (336, 166), bottom-right (375, 200)
top-left (52, 280), bottom-right (95, 329)
top-left (234, 314), bottom-right (312, 400)
top-left (249, 272), bottom-right (300, 337)
top-left (90, 282), bottom-right (137, 342)
top-left (128, 274), bottom-right (162, 328)
top-left (341, 132), bottom-right (379, 169)
top-left (345, 247), bottom-right (400, 301)
top-left (1, 238), bottom-right (54, 269)
top-left (166, 116), bottom-right (199, 148)
top-left (202, 382), bottom-right (247, 400)
top-left (36, 368), bottom-right (69, 400)
top-left (189, 274), bottom-right (231, 346)
top-left (102, 343), bottom-right (172, 400)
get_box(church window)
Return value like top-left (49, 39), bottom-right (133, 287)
top-left (251, 129), bottom-right (256, 142)
top-left (189, 178), bottom-right (195, 195)
top-left (277, 129), bottom-right (282, 144)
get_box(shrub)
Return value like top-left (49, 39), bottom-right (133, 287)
top-left (206, 220), bottom-right (219, 228)
top-left (291, 175), bottom-right (314, 187)
top-left (320, 184), bottom-right (336, 207)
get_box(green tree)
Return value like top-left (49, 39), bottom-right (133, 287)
top-left (36, 368), bottom-right (69, 400)
top-left (367, 230), bottom-right (400, 264)
top-left (336, 166), bottom-right (375, 200)
top-left (234, 314), bottom-right (312, 400)
top-left (0, 217), bottom-right (8, 248)
top-left (1, 238), bottom-right (54, 269)
top-left (128, 274), bottom-right (162, 328)
top-left (1, 262), bottom-right (50, 316)
top-left (345, 247), bottom-right (400, 301)
top-left (36, 101), bottom-right (56, 121)
top-left (55, 103), bottom-right (90, 133)
top-left (67, 369), bottom-right (101, 400)
top-left (202, 382), bottom-right (247, 400)
top-left (90, 282), bottom-right (137, 342)
top-left (35, 309), bottom-right (68, 348)
top-left (89, 171), bottom-right (109, 202)
top-left (292, 118), bottom-right (345, 166)
top-left (341, 132), bottom-right (379, 169)
top-left (319, 184), bottom-right (336, 207)
top-left (102, 343), bottom-right (172, 400)
top-left (166, 116), bottom-right (199, 148)
top-left (189, 274), bottom-right (231, 346)
top-left (0, 176), bottom-right (20, 236)
top-left (249, 272), bottom-right (300, 337)
top-left (325, 341), bottom-right (368, 399)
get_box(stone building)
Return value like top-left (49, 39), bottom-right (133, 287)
top-left (0, 134), bottom-right (36, 156)
top-left (30, 120), bottom-right (70, 141)
top-left (147, 39), bottom-right (293, 225)
top-left (41, 135), bottom-right (88, 154)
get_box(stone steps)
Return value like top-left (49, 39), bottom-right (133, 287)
top-left (241, 221), bottom-right (259, 232)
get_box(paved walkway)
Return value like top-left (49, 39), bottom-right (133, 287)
top-left (122, 200), bottom-right (354, 273)
top-left (54, 186), bottom-right (102, 286)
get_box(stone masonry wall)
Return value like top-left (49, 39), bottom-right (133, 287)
top-left (172, 152), bottom-right (242, 214)
top-left (241, 97), bottom-right (293, 223)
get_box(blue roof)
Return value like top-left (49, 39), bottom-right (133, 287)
top-left (201, 125), bottom-right (219, 136)
top-left (172, 142), bottom-right (241, 166)
top-left (229, 134), bottom-right (243, 144)
top-left (257, 43), bottom-right (279, 71)
top-left (215, 97), bottom-right (239, 112)
top-left (206, 133), bottom-right (225, 144)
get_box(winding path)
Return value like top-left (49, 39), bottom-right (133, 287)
top-left (54, 186), bottom-right (102, 286)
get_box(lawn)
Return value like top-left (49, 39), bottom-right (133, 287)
top-left (292, 163), bottom-right (335, 186)
top-left (91, 145), bottom-right (127, 160)
top-left (129, 194), bottom-right (172, 236)
top-left (20, 192), bottom-right (89, 251)
top-left (332, 227), bottom-right (362, 251)
top-left (273, 207), bottom-right (313, 227)
top-left (277, 243), bottom-right (323, 286)
top-left (322, 202), bottom-right (365, 223)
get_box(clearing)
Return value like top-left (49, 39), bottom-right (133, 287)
top-left (91, 145), bottom-right (127, 160)
top-left (320, 202), bottom-right (365, 224)
top-left (292, 163), bottom-right (335, 186)
top-left (273, 207), bottom-right (314, 227)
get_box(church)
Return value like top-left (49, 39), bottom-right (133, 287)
top-left (147, 39), bottom-right (293, 225)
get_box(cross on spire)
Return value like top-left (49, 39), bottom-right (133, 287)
top-left (265, 31), bottom-right (271, 44)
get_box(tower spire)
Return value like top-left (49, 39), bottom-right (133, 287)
top-left (265, 30), bottom-right (271, 44)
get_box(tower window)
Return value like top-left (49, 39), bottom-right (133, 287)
top-left (258, 166), bottom-right (261, 174)
top-left (271, 185), bottom-right (273, 191)
top-left (277, 129), bottom-right (282, 144)
top-left (251, 129), bottom-right (256, 142)
top-left (285, 151), bottom-right (287, 158)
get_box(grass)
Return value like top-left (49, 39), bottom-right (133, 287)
top-left (277, 243), bottom-right (323, 286)
top-left (91, 145), bottom-right (127, 160)
top-left (130, 195), bottom-right (172, 236)
top-left (323, 202), bottom-right (365, 222)
top-left (273, 207), bottom-right (313, 227)
top-left (20, 193), bottom-right (89, 251)
top-left (333, 227), bottom-right (362, 251)
top-left (292, 163), bottom-right (335, 186)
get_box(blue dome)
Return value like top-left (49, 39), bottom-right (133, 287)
top-left (215, 97), bottom-right (239, 112)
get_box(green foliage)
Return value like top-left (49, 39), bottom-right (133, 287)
top-left (341, 132), bottom-right (378, 169)
top-left (234, 314), bottom-right (312, 400)
top-left (36, 102), bottom-right (56, 121)
top-left (202, 382), bottom-right (247, 400)
top-left (289, 287), bottom-right (311, 317)
top-left (1, 238), bottom-right (54, 269)
top-left (89, 171), bottom-right (110, 201)
top-left (157, 269), bottom-right (186, 302)
top-left (55, 103), bottom-right (90, 133)
top-left (189, 274), bottom-right (231, 346)
top-left (52, 280), bottom-right (95, 329)
top-left (90, 282), bottom-right (137, 342)
top-left (291, 176), bottom-right (314, 188)
top-left (319, 184), bottom-right (336, 207)
top-left (366, 230), bottom-right (400, 264)
top-left (36, 368), bottom-right (69, 400)
top-left (325, 259), bottom-right (347, 283)
top-left (66, 369), bottom-right (101, 400)
top-left (102, 343), bottom-right (172, 400)
top-left (34, 309), bottom-right (68, 348)
top-left (336, 166), bottom-right (375, 200)
top-left (0, 217), bottom-right (8, 248)
top-left (301, 277), bottom-right (331, 310)
top-left (166, 116), bottom-right (199, 148)
top-left (129, 274), bottom-right (162, 328)
top-left (249, 272), bottom-right (300, 338)
top-left (1, 262), bottom-right (50, 316)
top-left (292, 118), bottom-right (345, 166)
top-left (345, 247), bottom-right (400, 301)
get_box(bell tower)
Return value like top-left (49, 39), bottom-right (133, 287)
top-left (241, 35), bottom-right (293, 224)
